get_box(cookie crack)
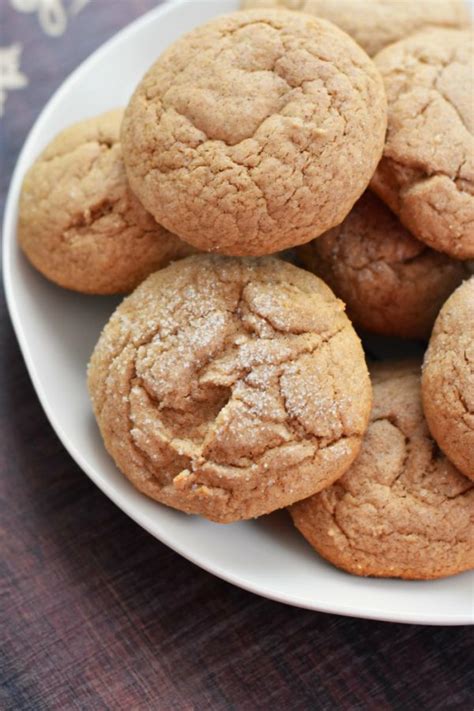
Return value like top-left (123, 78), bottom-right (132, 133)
top-left (38, 136), bottom-right (115, 166)
top-left (385, 155), bottom-right (473, 205)
top-left (380, 45), bottom-right (473, 203)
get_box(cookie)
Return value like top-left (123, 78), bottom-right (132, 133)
top-left (298, 191), bottom-right (468, 340)
top-left (241, 0), bottom-right (470, 56)
top-left (18, 109), bottom-right (194, 294)
top-left (88, 255), bottom-right (372, 523)
top-left (290, 361), bottom-right (474, 579)
top-left (121, 9), bottom-right (387, 256)
top-left (422, 278), bottom-right (474, 479)
top-left (371, 28), bottom-right (474, 260)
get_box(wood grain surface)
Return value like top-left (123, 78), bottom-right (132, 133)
top-left (0, 2), bottom-right (472, 709)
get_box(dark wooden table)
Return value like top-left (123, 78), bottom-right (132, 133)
top-left (1, 2), bottom-right (472, 709)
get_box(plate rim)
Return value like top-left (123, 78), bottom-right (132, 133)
top-left (3, 0), bottom-right (473, 627)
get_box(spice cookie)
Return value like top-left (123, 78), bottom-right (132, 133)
top-left (422, 278), bottom-right (474, 479)
top-left (241, 0), bottom-right (470, 57)
top-left (18, 109), bottom-right (194, 294)
top-left (88, 255), bottom-right (372, 523)
top-left (298, 191), bottom-right (467, 340)
top-left (290, 361), bottom-right (474, 579)
top-left (121, 10), bottom-right (387, 256)
top-left (371, 28), bottom-right (474, 260)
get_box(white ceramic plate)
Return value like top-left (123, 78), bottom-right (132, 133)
top-left (3, 0), bottom-right (473, 625)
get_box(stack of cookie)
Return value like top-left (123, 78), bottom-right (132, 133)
top-left (18, 6), bottom-right (473, 580)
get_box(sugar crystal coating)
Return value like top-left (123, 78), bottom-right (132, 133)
top-left (88, 255), bottom-right (372, 522)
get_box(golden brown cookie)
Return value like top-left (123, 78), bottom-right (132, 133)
top-left (298, 191), bottom-right (468, 340)
top-left (18, 109), bottom-right (194, 294)
top-left (290, 361), bottom-right (474, 580)
top-left (422, 278), bottom-right (474, 479)
top-left (88, 255), bottom-right (372, 523)
top-left (121, 9), bottom-right (387, 256)
top-left (241, 0), bottom-right (470, 56)
top-left (371, 28), bottom-right (474, 260)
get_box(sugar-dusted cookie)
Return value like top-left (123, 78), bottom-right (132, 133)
top-left (422, 278), bottom-right (474, 479)
top-left (19, 109), bottom-right (194, 294)
top-left (371, 28), bottom-right (474, 260)
top-left (121, 10), bottom-right (387, 256)
top-left (88, 255), bottom-right (372, 523)
top-left (298, 192), bottom-right (467, 339)
top-left (291, 361), bottom-right (474, 579)
top-left (241, 0), bottom-right (470, 57)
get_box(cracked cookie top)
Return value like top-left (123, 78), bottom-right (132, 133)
top-left (88, 255), bottom-right (372, 523)
top-left (241, 0), bottom-right (470, 57)
top-left (371, 28), bottom-right (474, 259)
top-left (298, 191), bottom-right (468, 339)
top-left (422, 277), bottom-right (474, 479)
top-left (291, 360), bottom-right (474, 579)
top-left (121, 9), bottom-right (387, 256)
top-left (18, 109), bottom-right (194, 294)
